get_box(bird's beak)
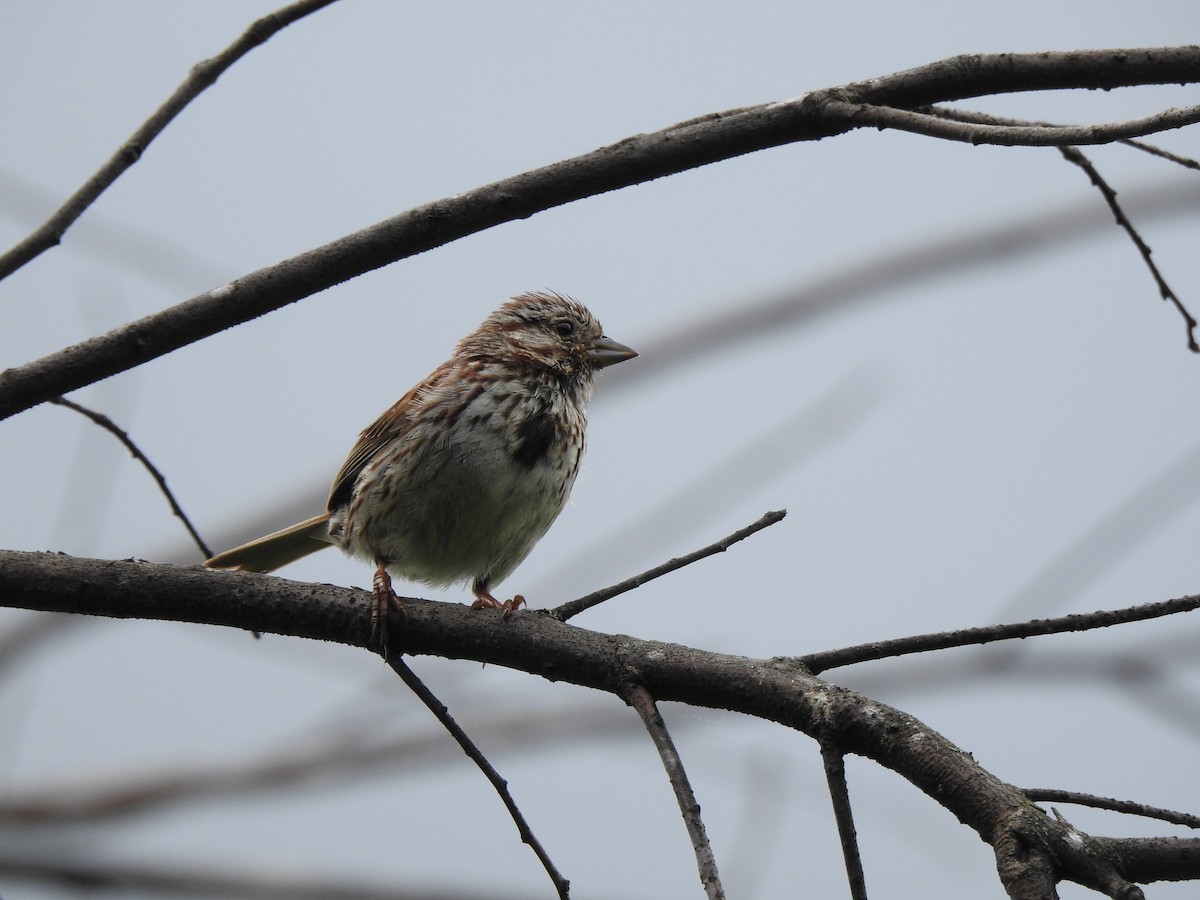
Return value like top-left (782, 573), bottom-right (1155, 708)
top-left (588, 335), bottom-right (638, 369)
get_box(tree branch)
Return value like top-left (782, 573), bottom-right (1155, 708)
top-left (925, 104), bottom-right (1199, 350)
top-left (2, 47), bottom-right (1197, 422)
top-left (0, 0), bottom-right (339, 282)
top-left (385, 657), bottom-right (570, 899)
top-left (2, 550), bottom-right (1199, 894)
top-left (823, 99), bottom-right (1200, 146)
top-left (48, 396), bottom-right (213, 558)
top-left (799, 594), bottom-right (1200, 675)
top-left (624, 682), bottom-right (723, 899)
top-left (551, 510), bottom-right (786, 621)
top-left (818, 737), bottom-right (868, 900)
top-left (1056, 144), bottom-right (1198, 351)
top-left (1021, 789), bottom-right (1200, 829)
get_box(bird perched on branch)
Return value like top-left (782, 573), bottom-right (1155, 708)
top-left (205, 291), bottom-right (637, 654)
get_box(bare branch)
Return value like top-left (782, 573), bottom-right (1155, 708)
top-left (2, 47), bottom-right (1198, 422)
top-left (48, 396), bottom-right (212, 558)
top-left (3, 552), bottom-right (1200, 894)
top-left (551, 510), bottom-right (786, 621)
top-left (1057, 145), bottom-right (1198, 351)
top-left (1122, 139), bottom-right (1200, 170)
top-left (823, 99), bottom-right (1200, 146)
top-left (926, 104), bottom-right (1198, 349)
top-left (385, 656), bottom-right (570, 900)
top-left (0, 612), bottom-right (79, 679)
top-left (1022, 789), bottom-right (1200, 829)
top-left (624, 682), bottom-right (723, 899)
top-left (800, 594), bottom-right (1200, 675)
top-left (819, 737), bottom-right (868, 900)
top-left (836, 46), bottom-right (1200, 107)
top-left (0, 0), bottom-right (339, 282)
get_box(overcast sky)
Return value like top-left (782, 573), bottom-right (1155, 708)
top-left (2, 3), bottom-right (1199, 898)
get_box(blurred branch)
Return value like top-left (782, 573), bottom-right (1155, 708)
top-left (0, 611), bottom-right (80, 680)
top-left (832, 639), bottom-right (1200, 748)
top-left (540, 365), bottom-right (886, 596)
top-left (990, 437), bottom-right (1200, 631)
top-left (385, 657), bottom-right (570, 900)
top-left (799, 593), bottom-right (1200, 675)
top-left (0, 853), bottom-right (542, 900)
top-left (0, 0), bottom-right (339, 282)
top-left (2, 551), bottom-right (1199, 894)
top-left (0, 165), bottom-right (234, 290)
top-left (624, 682), bottom-right (723, 899)
top-left (0, 702), bottom-right (637, 824)
top-left (552, 509), bottom-right (786, 621)
top-left (184, 182), bottom-right (1196, 568)
top-left (48, 396), bottom-right (212, 558)
top-left (3, 47), bottom-right (1199, 421)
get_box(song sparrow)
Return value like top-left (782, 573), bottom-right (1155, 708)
top-left (205, 291), bottom-right (636, 653)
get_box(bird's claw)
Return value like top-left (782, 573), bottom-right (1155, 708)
top-left (371, 564), bottom-right (405, 659)
top-left (471, 591), bottom-right (526, 620)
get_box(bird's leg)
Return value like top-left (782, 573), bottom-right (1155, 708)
top-left (470, 586), bottom-right (526, 621)
top-left (371, 562), bottom-right (405, 658)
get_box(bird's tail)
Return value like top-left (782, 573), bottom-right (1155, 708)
top-left (204, 513), bottom-right (333, 573)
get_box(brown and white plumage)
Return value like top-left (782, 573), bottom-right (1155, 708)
top-left (205, 291), bottom-right (636, 650)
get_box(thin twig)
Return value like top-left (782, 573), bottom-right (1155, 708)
top-left (819, 737), bottom-right (868, 900)
top-left (1021, 789), bottom-right (1200, 829)
top-left (1058, 144), bottom-right (1198, 352)
top-left (928, 104), bottom-right (1199, 351)
top-left (624, 682), bottom-right (724, 900)
top-left (932, 106), bottom-right (1200, 171)
top-left (826, 98), bottom-right (1200, 147)
top-left (385, 656), bottom-right (570, 900)
top-left (1121, 139), bottom-right (1200, 171)
top-left (0, 0), bottom-right (338, 282)
top-left (537, 369), bottom-right (884, 595)
top-left (550, 510), bottom-right (786, 621)
top-left (48, 396), bottom-right (212, 558)
top-left (799, 594), bottom-right (1200, 675)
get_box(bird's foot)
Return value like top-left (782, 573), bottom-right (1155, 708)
top-left (471, 591), bottom-right (526, 620)
top-left (371, 564), bottom-right (405, 659)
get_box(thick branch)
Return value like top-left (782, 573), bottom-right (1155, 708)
top-left (2, 550), bottom-right (1199, 894)
top-left (2, 47), bottom-right (1198, 422)
top-left (838, 46), bottom-right (1200, 107)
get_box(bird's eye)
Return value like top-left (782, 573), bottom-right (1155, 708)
top-left (553, 320), bottom-right (575, 338)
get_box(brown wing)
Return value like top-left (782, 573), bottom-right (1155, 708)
top-left (327, 380), bottom-right (424, 512)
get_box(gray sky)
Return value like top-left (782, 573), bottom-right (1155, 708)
top-left (2, 3), bottom-right (1199, 898)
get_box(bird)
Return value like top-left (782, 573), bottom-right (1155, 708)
top-left (204, 291), bottom-right (637, 654)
